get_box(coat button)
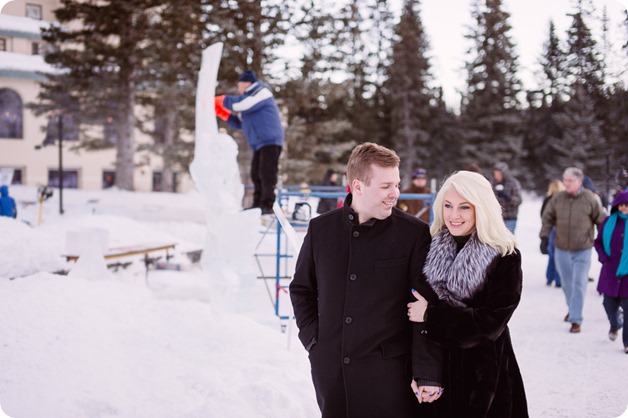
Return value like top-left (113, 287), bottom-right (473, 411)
top-left (420, 330), bottom-right (428, 335)
top-left (343, 357), bottom-right (351, 364)
top-left (349, 274), bottom-right (357, 281)
top-left (353, 231), bottom-right (360, 237)
top-left (345, 316), bottom-right (353, 324)
top-left (348, 214), bottom-right (354, 221)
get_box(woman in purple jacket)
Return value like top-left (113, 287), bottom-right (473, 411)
top-left (594, 190), bottom-right (628, 353)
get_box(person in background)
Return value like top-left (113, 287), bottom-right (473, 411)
top-left (583, 175), bottom-right (608, 209)
top-left (541, 179), bottom-right (565, 288)
top-left (214, 70), bottom-right (284, 217)
top-left (397, 168), bottom-right (431, 224)
top-left (408, 170), bottom-right (528, 417)
top-left (593, 190), bottom-right (628, 353)
top-left (0, 185), bottom-right (17, 218)
top-left (491, 162), bottom-right (522, 233)
top-left (540, 167), bottom-right (606, 333)
top-left (316, 168), bottom-right (339, 215)
top-left (290, 142), bottom-right (443, 418)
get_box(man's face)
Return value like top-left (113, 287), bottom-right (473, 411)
top-left (237, 81), bottom-right (252, 95)
top-left (352, 165), bottom-right (400, 224)
top-left (412, 177), bottom-right (427, 187)
top-left (562, 174), bottom-right (582, 196)
top-left (493, 170), bottom-right (504, 183)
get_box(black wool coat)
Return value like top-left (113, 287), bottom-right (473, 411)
top-left (290, 194), bottom-right (441, 418)
top-left (415, 234), bottom-right (528, 418)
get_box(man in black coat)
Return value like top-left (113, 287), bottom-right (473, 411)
top-left (290, 142), bottom-right (443, 418)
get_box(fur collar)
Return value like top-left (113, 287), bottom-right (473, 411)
top-left (424, 229), bottom-right (500, 307)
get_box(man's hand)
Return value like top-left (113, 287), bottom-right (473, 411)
top-left (408, 289), bottom-right (427, 322)
top-left (540, 237), bottom-right (549, 255)
top-left (411, 380), bottom-right (444, 403)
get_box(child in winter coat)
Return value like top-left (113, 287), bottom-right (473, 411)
top-left (594, 190), bottom-right (628, 353)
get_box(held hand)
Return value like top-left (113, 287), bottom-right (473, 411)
top-left (407, 289), bottom-right (427, 322)
top-left (540, 237), bottom-right (549, 255)
top-left (410, 380), bottom-right (444, 404)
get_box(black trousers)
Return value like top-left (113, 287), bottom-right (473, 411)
top-left (251, 145), bottom-right (281, 214)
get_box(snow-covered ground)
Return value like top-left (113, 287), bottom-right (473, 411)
top-left (0, 186), bottom-right (627, 417)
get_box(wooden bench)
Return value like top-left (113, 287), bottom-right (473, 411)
top-left (64, 243), bottom-right (177, 277)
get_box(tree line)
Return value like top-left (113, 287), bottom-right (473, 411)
top-left (32, 0), bottom-right (628, 195)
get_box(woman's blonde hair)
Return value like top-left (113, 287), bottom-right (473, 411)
top-left (546, 179), bottom-right (565, 197)
top-left (430, 170), bottom-right (517, 255)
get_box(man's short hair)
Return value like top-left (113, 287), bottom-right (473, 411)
top-left (346, 142), bottom-right (399, 186)
top-left (563, 167), bottom-right (584, 180)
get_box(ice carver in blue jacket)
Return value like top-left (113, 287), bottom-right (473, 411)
top-left (215, 70), bottom-right (284, 216)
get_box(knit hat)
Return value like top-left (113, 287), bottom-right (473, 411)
top-left (493, 162), bottom-right (508, 172)
top-left (412, 168), bottom-right (427, 179)
top-left (238, 70), bottom-right (257, 83)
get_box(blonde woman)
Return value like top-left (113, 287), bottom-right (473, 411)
top-left (408, 171), bottom-right (528, 417)
top-left (541, 179), bottom-right (565, 287)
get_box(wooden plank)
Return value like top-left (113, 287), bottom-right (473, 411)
top-left (64, 243), bottom-right (176, 262)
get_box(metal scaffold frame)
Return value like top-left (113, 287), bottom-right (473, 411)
top-left (254, 185), bottom-right (435, 330)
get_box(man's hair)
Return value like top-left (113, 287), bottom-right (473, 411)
top-left (346, 142), bottom-right (400, 186)
top-left (563, 167), bottom-right (583, 180)
top-left (430, 170), bottom-right (517, 256)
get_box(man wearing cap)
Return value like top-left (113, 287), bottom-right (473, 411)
top-left (491, 162), bottom-right (523, 233)
top-left (397, 168), bottom-right (431, 224)
top-left (214, 70), bottom-right (284, 216)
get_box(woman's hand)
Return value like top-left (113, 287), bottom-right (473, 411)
top-left (407, 289), bottom-right (428, 322)
top-left (410, 380), bottom-right (444, 403)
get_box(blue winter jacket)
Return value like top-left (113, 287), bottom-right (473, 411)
top-left (0, 185), bottom-right (17, 218)
top-left (222, 81), bottom-right (284, 151)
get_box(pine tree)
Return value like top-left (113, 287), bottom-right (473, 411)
top-left (34, 0), bottom-right (158, 190)
top-left (521, 20), bottom-right (568, 190)
top-left (387, 0), bottom-right (433, 187)
top-left (135, 1), bottom-right (208, 192)
top-left (459, 0), bottom-right (523, 172)
top-left (551, 83), bottom-right (606, 183)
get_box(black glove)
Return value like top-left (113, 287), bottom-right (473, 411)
top-left (540, 237), bottom-right (549, 255)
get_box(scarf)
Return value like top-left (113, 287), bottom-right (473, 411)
top-left (424, 229), bottom-right (500, 308)
top-left (602, 212), bottom-right (628, 277)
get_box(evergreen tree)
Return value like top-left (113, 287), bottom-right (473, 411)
top-left (551, 83), bottom-right (606, 183)
top-left (564, 1), bottom-right (605, 107)
top-left (459, 0), bottom-right (523, 172)
top-left (387, 0), bottom-right (433, 187)
top-left (35, 0), bottom-right (156, 190)
top-left (136, 0), bottom-right (208, 192)
top-left (521, 20), bottom-right (567, 191)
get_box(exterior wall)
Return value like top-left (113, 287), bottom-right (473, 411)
top-left (0, 0), bottom-right (195, 193)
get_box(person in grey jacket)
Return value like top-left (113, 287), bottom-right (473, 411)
top-left (540, 167), bottom-right (606, 333)
top-left (491, 162), bottom-right (522, 233)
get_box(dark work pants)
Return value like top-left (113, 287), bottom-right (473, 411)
top-left (251, 145), bottom-right (281, 214)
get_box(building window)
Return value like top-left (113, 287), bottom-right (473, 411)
top-left (0, 38), bottom-right (6, 51)
top-left (25, 4), bottom-right (42, 20)
top-left (48, 169), bottom-right (79, 189)
top-left (104, 116), bottom-right (118, 144)
top-left (102, 170), bottom-right (115, 189)
top-left (31, 42), bottom-right (39, 55)
top-left (0, 89), bottom-right (23, 139)
top-left (0, 167), bottom-right (22, 185)
top-left (152, 171), bottom-right (178, 192)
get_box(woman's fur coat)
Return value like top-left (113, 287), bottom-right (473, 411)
top-left (414, 230), bottom-right (529, 418)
